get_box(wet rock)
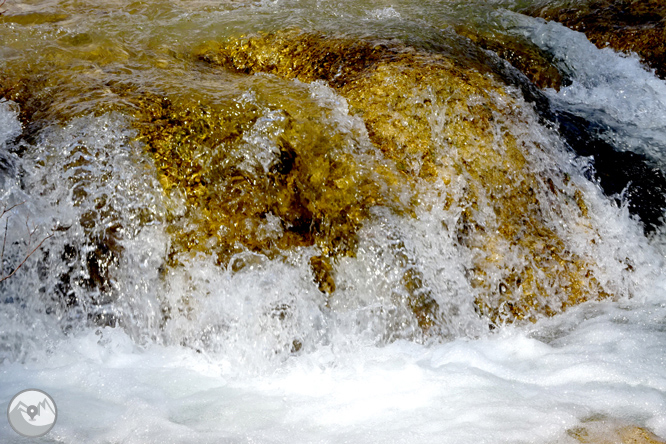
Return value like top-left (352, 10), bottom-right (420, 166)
top-left (455, 26), bottom-right (566, 89)
top-left (1, 49), bottom-right (389, 298)
top-left (0, 12), bottom-right (69, 26)
top-left (567, 417), bottom-right (666, 444)
top-left (200, 29), bottom-right (613, 324)
top-left (522, 0), bottom-right (666, 79)
top-left (129, 88), bottom-right (391, 267)
top-left (486, 59), bottom-right (666, 234)
top-left (1, 26), bottom-right (651, 332)
top-left (555, 111), bottom-right (666, 233)
top-left (310, 255), bottom-right (336, 294)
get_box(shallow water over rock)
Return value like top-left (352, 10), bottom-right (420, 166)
top-left (1, 0), bottom-right (666, 442)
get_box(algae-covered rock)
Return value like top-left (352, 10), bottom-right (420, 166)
top-left (523, 0), bottom-right (666, 79)
top-left (130, 87), bottom-right (394, 266)
top-left (0, 26), bottom-right (625, 331)
top-left (198, 29), bottom-right (610, 324)
top-left (0, 45), bottom-right (400, 315)
top-left (0, 12), bottom-right (69, 25)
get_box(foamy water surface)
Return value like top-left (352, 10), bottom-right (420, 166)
top-left (2, 1), bottom-right (666, 443)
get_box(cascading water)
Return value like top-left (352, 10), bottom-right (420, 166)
top-left (1, 0), bottom-right (666, 442)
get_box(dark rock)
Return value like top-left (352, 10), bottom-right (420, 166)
top-left (521, 0), bottom-right (666, 79)
top-left (486, 50), bottom-right (666, 234)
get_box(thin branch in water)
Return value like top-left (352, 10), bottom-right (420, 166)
top-left (0, 0), bottom-right (6, 16)
top-left (0, 201), bottom-right (25, 219)
top-left (0, 232), bottom-right (53, 283)
top-left (0, 215), bottom-right (8, 277)
top-left (25, 216), bottom-right (38, 245)
top-left (0, 202), bottom-right (23, 277)
top-left (0, 201), bottom-right (52, 283)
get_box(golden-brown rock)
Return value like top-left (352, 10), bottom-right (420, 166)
top-left (200, 29), bottom-right (609, 324)
top-left (130, 87), bottom-right (394, 269)
top-left (0, 28), bottom-right (616, 331)
top-left (455, 26), bottom-right (565, 89)
top-left (567, 418), bottom-right (666, 444)
top-left (0, 12), bottom-right (69, 25)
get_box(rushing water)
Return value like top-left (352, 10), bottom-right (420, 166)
top-left (1, 0), bottom-right (666, 442)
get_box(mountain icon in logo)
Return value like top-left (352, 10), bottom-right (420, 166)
top-left (7, 389), bottom-right (57, 437)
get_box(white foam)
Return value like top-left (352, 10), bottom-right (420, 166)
top-left (0, 100), bottom-right (21, 148)
top-left (521, 18), bottom-right (666, 161)
top-left (0, 113), bottom-right (168, 363)
top-left (2, 9), bottom-right (666, 443)
top-left (366, 6), bottom-right (401, 20)
top-left (1, 296), bottom-right (665, 443)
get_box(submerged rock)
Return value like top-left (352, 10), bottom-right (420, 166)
top-left (522, 0), bottom-right (666, 79)
top-left (455, 26), bottom-right (566, 90)
top-left (567, 417), bottom-right (666, 444)
top-left (0, 26), bottom-right (652, 335)
top-left (130, 86), bottom-right (399, 267)
top-left (0, 12), bottom-right (69, 26)
top-left (197, 29), bottom-right (613, 325)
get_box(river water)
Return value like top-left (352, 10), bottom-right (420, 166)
top-left (1, 0), bottom-right (666, 442)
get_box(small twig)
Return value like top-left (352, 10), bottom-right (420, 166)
top-left (0, 232), bottom-right (53, 283)
top-left (0, 215), bottom-right (8, 277)
top-left (0, 201), bottom-right (25, 219)
top-left (0, 202), bottom-right (24, 277)
top-left (0, 0), bottom-right (6, 16)
top-left (25, 216), bottom-right (38, 245)
top-left (0, 201), bottom-right (52, 283)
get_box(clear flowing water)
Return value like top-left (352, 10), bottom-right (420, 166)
top-left (1, 0), bottom-right (666, 443)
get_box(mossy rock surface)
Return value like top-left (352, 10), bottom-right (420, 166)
top-left (131, 86), bottom-right (395, 266)
top-left (198, 29), bottom-right (610, 324)
top-left (0, 27), bottom-right (621, 331)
